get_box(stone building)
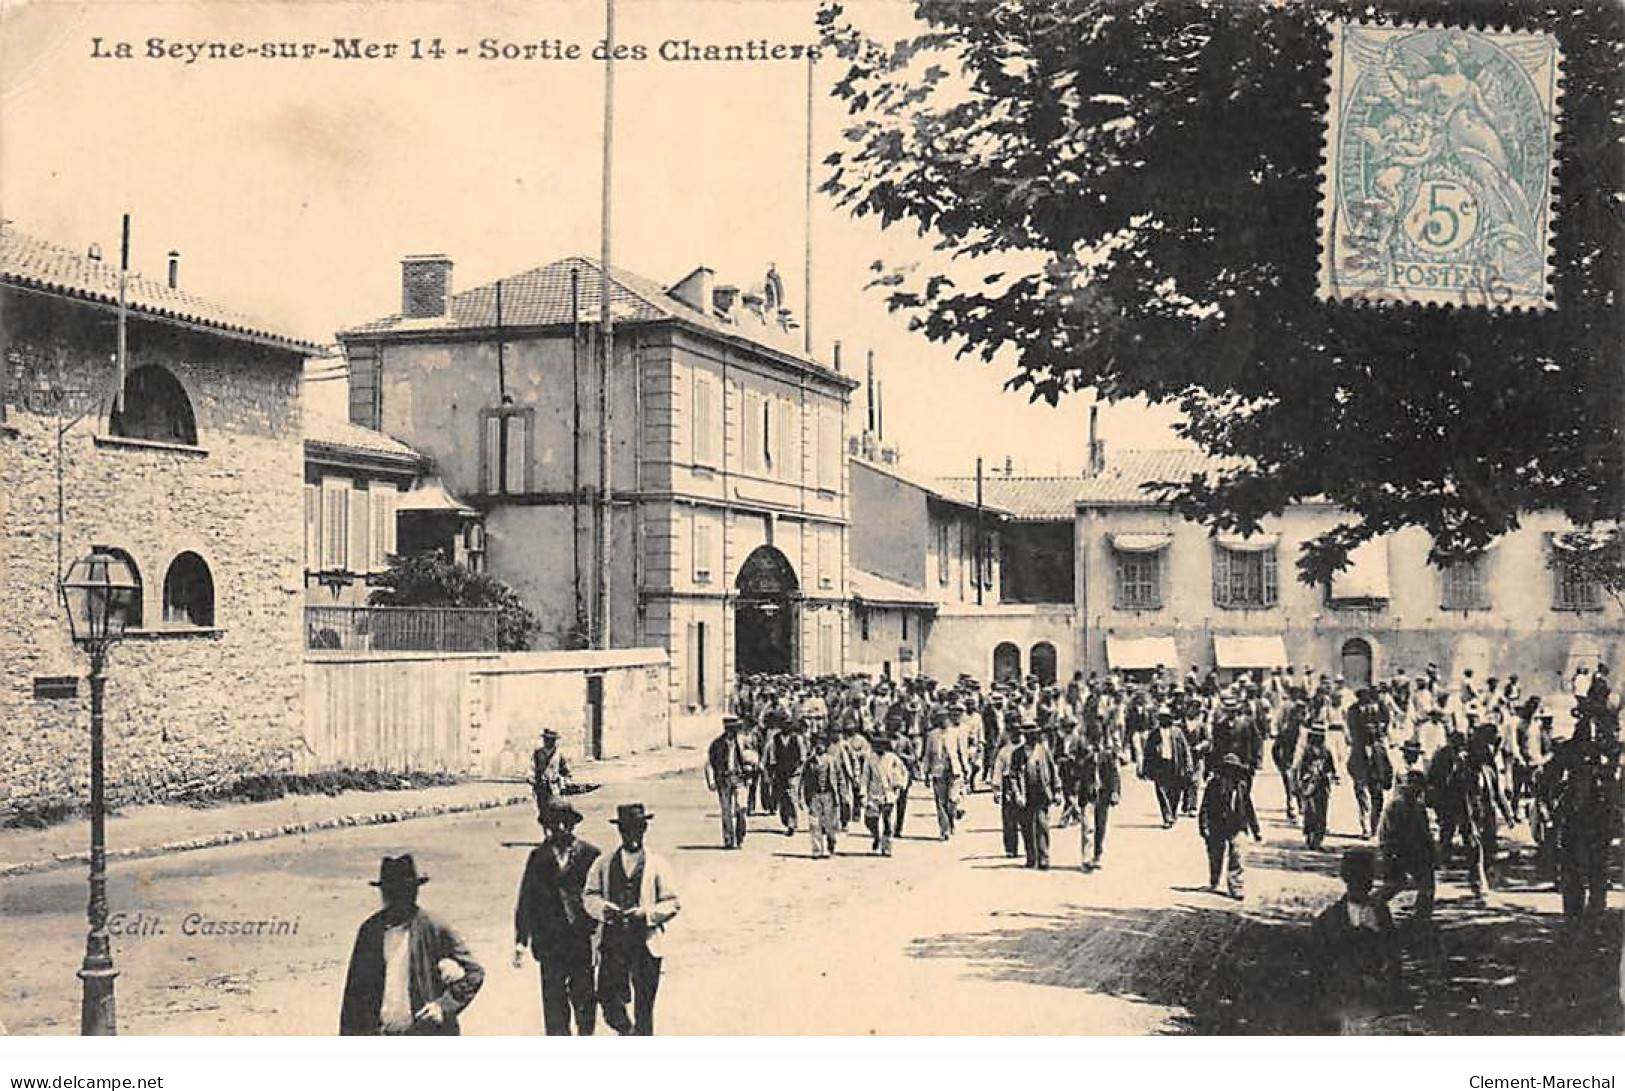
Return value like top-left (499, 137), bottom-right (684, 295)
top-left (0, 223), bottom-right (316, 816)
top-left (1074, 448), bottom-right (1624, 696)
top-left (339, 256), bottom-right (857, 719)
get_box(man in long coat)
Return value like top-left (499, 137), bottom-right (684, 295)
top-left (513, 800), bottom-right (601, 1035)
top-left (1142, 708), bottom-right (1192, 828)
top-left (340, 854), bottom-right (485, 1035)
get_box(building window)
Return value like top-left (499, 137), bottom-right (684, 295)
top-left (464, 523), bottom-right (486, 574)
top-left (480, 407), bottom-right (533, 495)
top-left (818, 528), bottom-right (834, 590)
top-left (162, 552), bottom-right (214, 628)
top-left (109, 366), bottom-right (196, 445)
top-left (1440, 555), bottom-right (1490, 611)
top-left (777, 397), bottom-right (796, 481)
top-left (743, 390), bottom-right (764, 474)
top-left (860, 609), bottom-right (870, 642)
top-left (692, 372), bottom-right (718, 466)
top-left (901, 611), bottom-right (909, 640)
top-left (693, 515), bottom-right (713, 584)
top-left (816, 406), bottom-right (840, 490)
top-left (1116, 550), bottom-right (1163, 610)
top-left (321, 478), bottom-right (351, 570)
top-left (1553, 556), bottom-right (1603, 611)
top-left (1213, 545), bottom-right (1278, 608)
top-left (304, 484), bottom-right (320, 571)
top-left (936, 520), bottom-right (950, 585)
top-left (95, 547), bottom-right (144, 628)
top-left (369, 487), bottom-right (397, 572)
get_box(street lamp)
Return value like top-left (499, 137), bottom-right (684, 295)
top-left (58, 549), bottom-right (139, 1036)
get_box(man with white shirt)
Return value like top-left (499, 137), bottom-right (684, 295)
top-left (584, 803), bottom-right (681, 1035)
top-left (339, 854), bottom-right (485, 1035)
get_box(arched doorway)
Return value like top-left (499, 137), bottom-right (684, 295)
top-left (1030, 641), bottom-right (1058, 685)
top-left (735, 546), bottom-right (798, 676)
top-left (1340, 638), bottom-right (1373, 688)
top-left (993, 642), bottom-right (1022, 683)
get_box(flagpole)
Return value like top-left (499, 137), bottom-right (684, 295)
top-left (114, 214), bottom-right (129, 413)
top-left (802, 54), bottom-right (814, 358)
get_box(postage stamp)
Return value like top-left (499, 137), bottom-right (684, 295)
top-left (1318, 20), bottom-right (1562, 310)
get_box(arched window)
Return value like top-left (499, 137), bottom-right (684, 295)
top-left (110, 366), bottom-right (197, 445)
top-left (993, 642), bottom-right (1022, 683)
top-left (1340, 638), bottom-right (1374, 688)
top-left (95, 547), bottom-right (144, 629)
top-left (162, 552), bottom-right (214, 627)
top-left (1030, 641), bottom-right (1058, 685)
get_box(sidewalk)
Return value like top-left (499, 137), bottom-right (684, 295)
top-left (0, 744), bottom-right (704, 878)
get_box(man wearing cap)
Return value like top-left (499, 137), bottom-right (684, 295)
top-left (802, 730), bottom-right (846, 859)
top-left (1374, 770), bottom-right (1438, 931)
top-left (1142, 707), bottom-right (1192, 828)
top-left (513, 800), bottom-right (601, 1035)
top-left (583, 803), bottom-right (680, 1035)
top-left (1073, 718), bottom-right (1121, 871)
top-left (923, 708), bottom-right (965, 840)
top-left (1199, 753), bottom-right (1256, 898)
top-left (1295, 726), bottom-right (1338, 850)
top-left (531, 729), bottom-right (572, 816)
top-left (767, 715), bottom-right (809, 837)
top-left (862, 734), bottom-right (911, 856)
top-left (340, 854), bottom-right (485, 1035)
top-left (1015, 721), bottom-right (1063, 869)
top-left (705, 715), bottom-right (756, 849)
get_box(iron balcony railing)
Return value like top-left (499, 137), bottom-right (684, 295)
top-left (305, 605), bottom-right (500, 653)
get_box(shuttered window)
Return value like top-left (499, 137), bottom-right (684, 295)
top-left (348, 488), bottom-right (370, 576)
top-left (480, 407), bottom-right (533, 494)
top-left (693, 515), bottom-right (713, 583)
top-left (304, 484), bottom-right (320, 570)
top-left (370, 488), bottom-right (396, 571)
top-left (1440, 556), bottom-right (1489, 610)
top-left (778, 397), bottom-right (796, 480)
top-left (743, 391), bottom-right (764, 474)
top-left (693, 372), bottom-right (716, 466)
top-left (1213, 546), bottom-right (1278, 608)
top-left (321, 478), bottom-right (350, 570)
top-left (816, 407), bottom-right (840, 489)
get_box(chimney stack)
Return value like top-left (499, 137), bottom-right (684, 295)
top-left (167, 250), bottom-right (180, 289)
top-left (712, 283), bottom-right (740, 317)
top-left (87, 243), bottom-right (103, 262)
top-left (1004, 455), bottom-right (1014, 477)
top-left (401, 254), bottom-right (454, 319)
top-left (1088, 404), bottom-right (1106, 475)
top-left (669, 265), bottom-right (715, 313)
top-left (832, 340), bottom-right (843, 372)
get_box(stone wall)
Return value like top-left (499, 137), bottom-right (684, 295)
top-left (1, 293), bottom-right (305, 817)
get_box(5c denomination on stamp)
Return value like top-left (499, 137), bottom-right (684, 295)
top-left (1318, 20), bottom-right (1561, 310)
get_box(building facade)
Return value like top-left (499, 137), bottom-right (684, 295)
top-left (1075, 448), bottom-right (1624, 697)
top-left (339, 256), bottom-right (857, 718)
top-left (1, 224), bottom-right (313, 816)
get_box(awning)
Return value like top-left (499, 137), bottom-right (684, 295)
top-left (1106, 635), bottom-right (1179, 671)
top-left (396, 478), bottom-right (478, 516)
top-left (1212, 634), bottom-right (1289, 669)
top-left (1330, 538), bottom-right (1391, 601)
top-left (1215, 531), bottom-right (1280, 553)
top-left (1550, 527), bottom-right (1619, 553)
top-left (1110, 532), bottom-right (1173, 553)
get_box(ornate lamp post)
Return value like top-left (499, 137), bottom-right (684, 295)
top-left (58, 549), bottom-right (139, 1036)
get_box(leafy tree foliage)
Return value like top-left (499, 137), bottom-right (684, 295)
top-left (369, 553), bottom-right (538, 651)
top-left (819, 0), bottom-right (1622, 582)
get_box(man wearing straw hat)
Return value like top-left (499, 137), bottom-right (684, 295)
top-left (583, 803), bottom-right (681, 1035)
top-left (513, 799), bottom-right (601, 1036)
top-left (339, 854), bottom-right (485, 1035)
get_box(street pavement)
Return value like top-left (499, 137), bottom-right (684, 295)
top-left (2, 757), bottom-right (1618, 1035)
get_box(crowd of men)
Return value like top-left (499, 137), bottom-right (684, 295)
top-left (717, 661), bottom-right (1621, 922)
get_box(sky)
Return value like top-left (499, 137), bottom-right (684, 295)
top-left (0, 0), bottom-right (1186, 476)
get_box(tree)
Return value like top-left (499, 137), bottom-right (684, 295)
top-left (368, 553), bottom-right (539, 651)
top-left (819, 0), bottom-right (1623, 582)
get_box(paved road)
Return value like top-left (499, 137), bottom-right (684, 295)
top-left (3, 761), bottom-right (1615, 1035)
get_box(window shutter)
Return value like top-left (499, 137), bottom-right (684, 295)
top-left (504, 414), bottom-right (528, 494)
top-left (743, 391), bottom-right (763, 473)
top-left (370, 489), bottom-right (394, 571)
top-left (693, 373), bottom-right (715, 465)
top-left (1263, 549), bottom-right (1279, 606)
top-left (817, 408), bottom-right (839, 489)
top-left (686, 621), bottom-right (701, 707)
top-left (1212, 546), bottom-right (1229, 607)
top-left (321, 479), bottom-right (350, 570)
top-left (349, 488), bottom-right (370, 575)
top-left (693, 517), bottom-right (712, 582)
top-left (483, 413), bottom-right (502, 493)
top-left (304, 484), bottom-right (320, 570)
top-left (778, 397), bottom-right (794, 480)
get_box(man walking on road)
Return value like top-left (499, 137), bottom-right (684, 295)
top-left (340, 854), bottom-right (485, 1035)
top-left (802, 731), bottom-right (845, 859)
top-left (1199, 753), bottom-right (1257, 899)
top-left (768, 717), bottom-right (808, 836)
top-left (705, 715), bottom-right (756, 849)
top-left (863, 734), bottom-right (910, 856)
top-left (924, 709), bottom-right (965, 840)
top-left (531, 729), bottom-right (572, 817)
top-left (1073, 719), bottom-right (1121, 871)
top-left (1016, 722), bottom-right (1063, 869)
top-left (583, 803), bottom-right (680, 1036)
top-left (513, 800), bottom-right (601, 1036)
top-left (1374, 770), bottom-right (1438, 934)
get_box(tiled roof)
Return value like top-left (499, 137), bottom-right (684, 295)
top-left (0, 222), bottom-right (320, 354)
top-left (341, 257), bottom-right (856, 387)
top-left (850, 568), bottom-right (937, 608)
top-left (1073, 448), bottom-right (1237, 506)
top-left (936, 449), bottom-right (1235, 517)
top-left (303, 413), bottom-right (428, 465)
top-left (935, 475), bottom-right (1089, 521)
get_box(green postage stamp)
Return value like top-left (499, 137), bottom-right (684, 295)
top-left (1319, 21), bottom-right (1562, 310)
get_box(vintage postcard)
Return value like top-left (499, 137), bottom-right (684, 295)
top-left (0, 0), bottom-right (1619, 1070)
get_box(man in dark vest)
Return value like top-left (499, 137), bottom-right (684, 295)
top-left (339, 854), bottom-right (485, 1035)
top-left (705, 715), bottom-right (756, 849)
top-left (583, 803), bottom-right (681, 1035)
top-left (513, 800), bottom-right (601, 1035)
top-left (1073, 718), bottom-right (1121, 871)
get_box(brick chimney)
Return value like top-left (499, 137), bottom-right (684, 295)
top-left (712, 283), bottom-right (740, 316)
top-left (401, 254), bottom-right (453, 319)
top-left (669, 265), bottom-right (715, 313)
top-left (1088, 404), bottom-right (1106, 475)
top-left (167, 250), bottom-right (180, 289)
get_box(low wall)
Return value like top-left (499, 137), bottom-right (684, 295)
top-left (303, 648), bottom-right (672, 777)
top-left (922, 605), bottom-right (1078, 683)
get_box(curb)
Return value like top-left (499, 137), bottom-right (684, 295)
top-left (0, 793), bottom-right (534, 880)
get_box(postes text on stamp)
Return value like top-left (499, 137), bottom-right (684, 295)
top-left (1319, 20), bottom-right (1561, 310)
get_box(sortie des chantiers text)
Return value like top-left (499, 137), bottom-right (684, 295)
top-left (92, 37), bottom-right (822, 64)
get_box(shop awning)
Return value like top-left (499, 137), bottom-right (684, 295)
top-left (1212, 634), bottom-right (1289, 669)
top-left (1110, 532), bottom-right (1173, 553)
top-left (1215, 531), bottom-right (1280, 553)
top-left (1106, 635), bottom-right (1179, 671)
top-left (1330, 538), bottom-right (1391, 601)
